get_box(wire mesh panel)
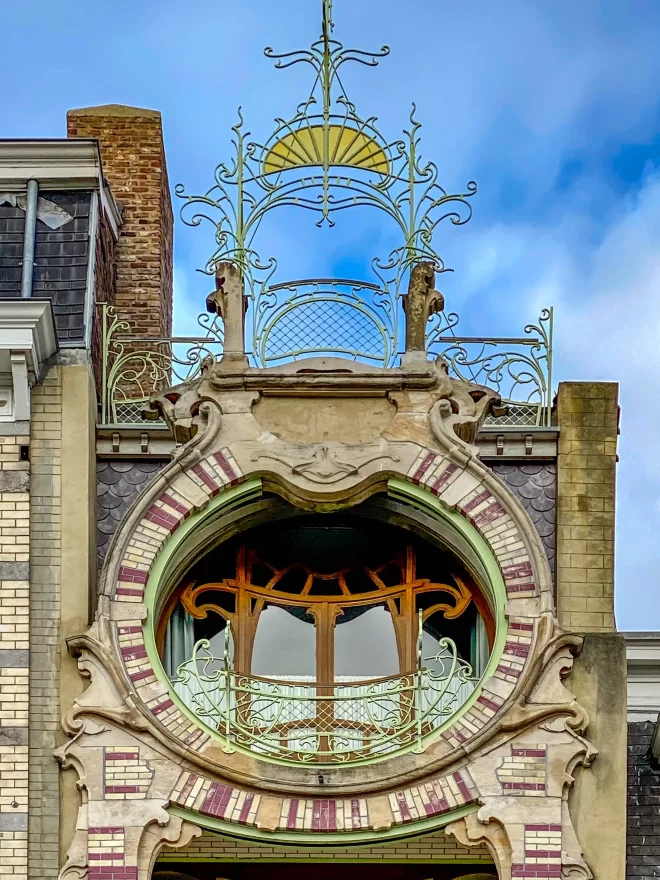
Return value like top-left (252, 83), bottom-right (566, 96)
top-left (262, 297), bottom-right (389, 365)
top-left (254, 279), bottom-right (400, 367)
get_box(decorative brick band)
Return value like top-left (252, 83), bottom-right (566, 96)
top-left (88, 827), bottom-right (138, 880)
top-left (101, 444), bottom-right (548, 839)
top-left (496, 744), bottom-right (548, 797)
top-left (170, 765), bottom-right (479, 834)
top-left (103, 747), bottom-right (153, 800)
top-left (389, 768), bottom-right (478, 826)
top-left (511, 823), bottom-right (562, 878)
top-left (404, 451), bottom-right (545, 754)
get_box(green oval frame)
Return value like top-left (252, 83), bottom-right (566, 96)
top-left (142, 476), bottom-right (508, 769)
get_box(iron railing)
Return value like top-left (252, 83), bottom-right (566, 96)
top-left (97, 5), bottom-right (555, 429)
top-left (428, 307), bottom-right (554, 428)
top-left (99, 302), bottom-right (553, 428)
top-left (170, 618), bottom-right (476, 766)
top-left (99, 305), bottom-right (224, 425)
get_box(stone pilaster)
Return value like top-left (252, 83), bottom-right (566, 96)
top-left (556, 381), bottom-right (618, 631)
top-left (28, 367), bottom-right (63, 879)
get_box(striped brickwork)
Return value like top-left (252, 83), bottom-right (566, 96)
top-left (0, 433), bottom-right (30, 880)
top-left (408, 449), bottom-right (538, 751)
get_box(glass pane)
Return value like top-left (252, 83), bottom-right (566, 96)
top-left (334, 606), bottom-right (399, 680)
top-left (251, 605), bottom-right (316, 678)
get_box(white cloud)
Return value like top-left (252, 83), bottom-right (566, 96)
top-left (448, 171), bottom-right (660, 627)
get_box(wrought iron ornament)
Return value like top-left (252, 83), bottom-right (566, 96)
top-left (172, 623), bottom-right (475, 766)
top-left (175, 0), bottom-right (476, 366)
top-left (98, 0), bottom-right (555, 428)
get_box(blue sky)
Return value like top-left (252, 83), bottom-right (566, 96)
top-left (3, 0), bottom-right (660, 628)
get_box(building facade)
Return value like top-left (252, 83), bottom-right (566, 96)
top-left (0, 5), bottom-right (646, 880)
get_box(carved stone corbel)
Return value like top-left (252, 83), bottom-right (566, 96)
top-left (138, 817), bottom-right (202, 880)
top-left (446, 811), bottom-right (512, 879)
top-left (143, 364), bottom-right (218, 446)
top-left (428, 357), bottom-right (502, 454)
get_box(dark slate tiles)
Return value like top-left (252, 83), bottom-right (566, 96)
top-left (627, 721), bottom-right (660, 878)
top-left (97, 460), bottom-right (169, 566)
top-left (0, 190), bottom-right (92, 342)
top-left (488, 462), bottom-right (556, 576)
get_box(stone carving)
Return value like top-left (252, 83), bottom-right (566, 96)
top-left (404, 260), bottom-right (445, 353)
top-left (428, 358), bottom-right (504, 454)
top-left (205, 260), bottom-right (247, 363)
top-left (143, 367), bottom-right (218, 446)
top-left (61, 355), bottom-right (594, 877)
top-left (252, 442), bottom-right (400, 483)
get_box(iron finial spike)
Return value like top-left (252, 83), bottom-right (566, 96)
top-left (322, 0), bottom-right (333, 41)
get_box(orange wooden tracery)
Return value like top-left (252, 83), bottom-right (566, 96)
top-left (157, 543), bottom-right (494, 683)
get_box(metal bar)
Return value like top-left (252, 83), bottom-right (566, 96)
top-left (267, 277), bottom-right (382, 292)
top-left (101, 304), bottom-right (109, 425)
top-left (545, 307), bottom-right (554, 427)
top-left (20, 179), bottom-right (39, 298)
top-left (113, 336), bottom-right (219, 344)
top-left (433, 336), bottom-right (540, 345)
top-left (83, 191), bottom-right (99, 348)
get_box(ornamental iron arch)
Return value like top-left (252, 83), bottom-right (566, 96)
top-left (175, 0), bottom-right (476, 366)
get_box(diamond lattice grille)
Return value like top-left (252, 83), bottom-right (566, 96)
top-left (264, 300), bottom-right (386, 362)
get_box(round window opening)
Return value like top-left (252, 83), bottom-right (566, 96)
top-left (156, 511), bottom-right (496, 764)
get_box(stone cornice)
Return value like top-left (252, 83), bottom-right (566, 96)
top-left (0, 299), bottom-right (58, 421)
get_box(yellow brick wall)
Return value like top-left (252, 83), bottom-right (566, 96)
top-left (0, 434), bottom-right (30, 880)
top-left (161, 829), bottom-right (493, 863)
top-left (556, 382), bottom-right (618, 632)
top-left (28, 368), bottom-right (63, 879)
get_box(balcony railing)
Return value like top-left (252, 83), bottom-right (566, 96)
top-left (99, 298), bottom-right (553, 428)
top-left (170, 623), bottom-right (476, 766)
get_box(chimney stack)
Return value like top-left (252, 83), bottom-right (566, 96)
top-left (67, 104), bottom-right (173, 338)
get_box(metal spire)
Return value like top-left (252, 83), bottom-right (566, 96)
top-left (322, 0), bottom-right (333, 43)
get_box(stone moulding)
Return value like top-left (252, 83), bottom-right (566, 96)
top-left (58, 358), bottom-right (594, 878)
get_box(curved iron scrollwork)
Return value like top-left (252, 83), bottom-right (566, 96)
top-left (98, 2), bottom-right (554, 427)
top-left (256, 278), bottom-right (397, 366)
top-left (100, 305), bottom-right (223, 425)
top-left (172, 619), bottom-right (475, 766)
top-left (427, 307), bottom-right (554, 427)
top-left (173, 1), bottom-right (475, 366)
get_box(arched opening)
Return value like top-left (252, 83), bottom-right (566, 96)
top-left (152, 495), bottom-right (498, 764)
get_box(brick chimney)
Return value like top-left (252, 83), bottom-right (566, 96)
top-left (67, 104), bottom-right (173, 338)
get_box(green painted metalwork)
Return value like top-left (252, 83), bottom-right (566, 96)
top-left (428, 307), bottom-right (554, 427)
top-left (96, 2), bottom-right (555, 421)
top-left (174, 0), bottom-right (476, 366)
top-left (170, 614), bottom-right (475, 766)
top-left (258, 278), bottom-right (396, 365)
top-left (99, 304), bottom-right (223, 425)
top-left (141, 479), bottom-right (507, 769)
top-left (99, 301), bottom-right (553, 427)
